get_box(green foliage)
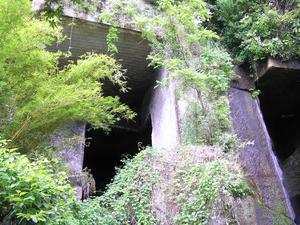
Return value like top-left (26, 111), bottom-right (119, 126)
top-left (98, 4), bottom-right (252, 223)
top-left (74, 147), bottom-right (159, 225)
top-left (74, 197), bottom-right (103, 225)
top-left (0, 1), bottom-right (257, 224)
top-left (272, 203), bottom-right (292, 225)
top-left (0, 140), bottom-right (78, 224)
top-left (0, 140), bottom-right (250, 225)
top-left (181, 97), bottom-right (237, 152)
top-left (250, 88), bottom-right (261, 98)
top-left (89, 145), bottom-right (249, 225)
top-left (171, 147), bottom-right (250, 224)
top-left (0, 139), bottom-right (158, 225)
top-left (0, 0), bottom-right (135, 152)
top-left (213, 0), bottom-right (300, 64)
top-left (95, 147), bottom-right (159, 225)
top-left (41, 0), bottom-right (101, 26)
top-left (106, 27), bottom-right (119, 53)
top-left (180, 45), bottom-right (234, 149)
top-left (101, 0), bottom-right (234, 146)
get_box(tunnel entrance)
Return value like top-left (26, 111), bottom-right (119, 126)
top-left (257, 67), bottom-right (300, 223)
top-left (83, 118), bottom-right (152, 193)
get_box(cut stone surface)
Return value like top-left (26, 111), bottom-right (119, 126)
top-left (256, 57), bottom-right (300, 79)
top-left (229, 66), bottom-right (295, 224)
top-left (51, 122), bottom-right (86, 198)
top-left (32, 2), bottom-right (298, 223)
top-left (149, 68), bottom-right (180, 149)
top-left (256, 59), bottom-right (300, 223)
top-left (230, 65), bottom-right (255, 90)
top-left (42, 7), bottom-right (158, 199)
top-left (284, 149), bottom-right (300, 198)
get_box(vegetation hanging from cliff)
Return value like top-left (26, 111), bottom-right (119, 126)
top-left (101, 0), bottom-right (235, 149)
top-left (94, 147), bottom-right (159, 225)
top-left (2, 0), bottom-right (299, 224)
top-left (0, 0), bottom-right (135, 152)
top-left (171, 146), bottom-right (249, 224)
top-left (99, 2), bottom-right (252, 224)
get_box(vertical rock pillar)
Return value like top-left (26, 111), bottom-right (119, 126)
top-left (229, 66), bottom-right (295, 224)
top-left (51, 121), bottom-right (86, 199)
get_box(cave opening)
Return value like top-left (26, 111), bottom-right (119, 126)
top-left (83, 117), bottom-right (152, 194)
top-left (257, 67), bottom-right (300, 222)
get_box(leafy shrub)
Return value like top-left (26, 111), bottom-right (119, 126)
top-left (0, 140), bottom-right (78, 224)
top-left (181, 98), bottom-right (236, 151)
top-left (171, 147), bottom-right (250, 225)
top-left (0, 141), bottom-right (250, 225)
top-left (0, 142), bottom-right (159, 225)
top-left (0, 0), bottom-right (135, 152)
top-left (213, 0), bottom-right (300, 64)
top-left (95, 147), bottom-right (159, 225)
top-left (74, 198), bottom-right (103, 225)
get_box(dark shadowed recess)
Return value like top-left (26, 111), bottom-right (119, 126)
top-left (83, 117), bottom-right (152, 193)
top-left (257, 67), bottom-right (300, 223)
top-left (258, 68), bottom-right (300, 161)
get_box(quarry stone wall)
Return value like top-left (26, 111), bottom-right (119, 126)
top-left (51, 122), bottom-right (86, 198)
top-left (229, 65), bottom-right (295, 224)
top-left (149, 68), bottom-right (181, 150)
top-left (37, 0), bottom-right (298, 220)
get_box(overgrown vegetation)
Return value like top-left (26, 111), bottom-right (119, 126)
top-left (0, 140), bottom-right (79, 224)
top-left (101, 0), bottom-right (235, 149)
top-left (211, 0), bottom-right (300, 65)
top-left (171, 146), bottom-right (249, 224)
top-left (1, 0), bottom-right (298, 224)
top-left (95, 147), bottom-right (159, 225)
top-left (0, 137), bottom-right (249, 225)
top-left (0, 0), bottom-right (135, 152)
top-left (0, 141), bottom-right (159, 225)
top-left (42, 0), bottom-right (102, 26)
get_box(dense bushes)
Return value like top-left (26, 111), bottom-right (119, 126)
top-left (172, 147), bottom-right (249, 224)
top-left (0, 0), bottom-right (139, 223)
top-left (0, 141), bottom-right (159, 225)
top-left (0, 140), bottom-right (78, 224)
top-left (212, 0), bottom-right (300, 64)
top-left (95, 147), bottom-right (159, 225)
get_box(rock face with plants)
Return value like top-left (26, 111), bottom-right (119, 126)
top-left (1, 0), bottom-right (300, 224)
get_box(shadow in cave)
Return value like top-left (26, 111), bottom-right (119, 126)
top-left (83, 118), bottom-right (152, 194)
top-left (257, 67), bottom-right (300, 223)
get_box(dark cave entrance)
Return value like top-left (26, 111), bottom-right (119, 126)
top-left (83, 118), bottom-right (152, 193)
top-left (257, 67), bottom-right (300, 222)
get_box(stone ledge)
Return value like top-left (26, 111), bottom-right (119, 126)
top-left (32, 0), bottom-right (145, 32)
top-left (256, 57), bottom-right (300, 79)
top-left (32, 0), bottom-right (100, 23)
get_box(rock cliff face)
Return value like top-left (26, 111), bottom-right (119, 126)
top-left (284, 150), bottom-right (300, 219)
top-left (34, 0), bottom-right (299, 221)
top-left (229, 65), bottom-right (295, 224)
top-left (52, 65), bottom-right (297, 224)
top-left (256, 58), bottom-right (300, 224)
top-left (51, 122), bottom-right (86, 198)
top-left (148, 64), bottom-right (296, 224)
top-left (149, 68), bottom-right (181, 149)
